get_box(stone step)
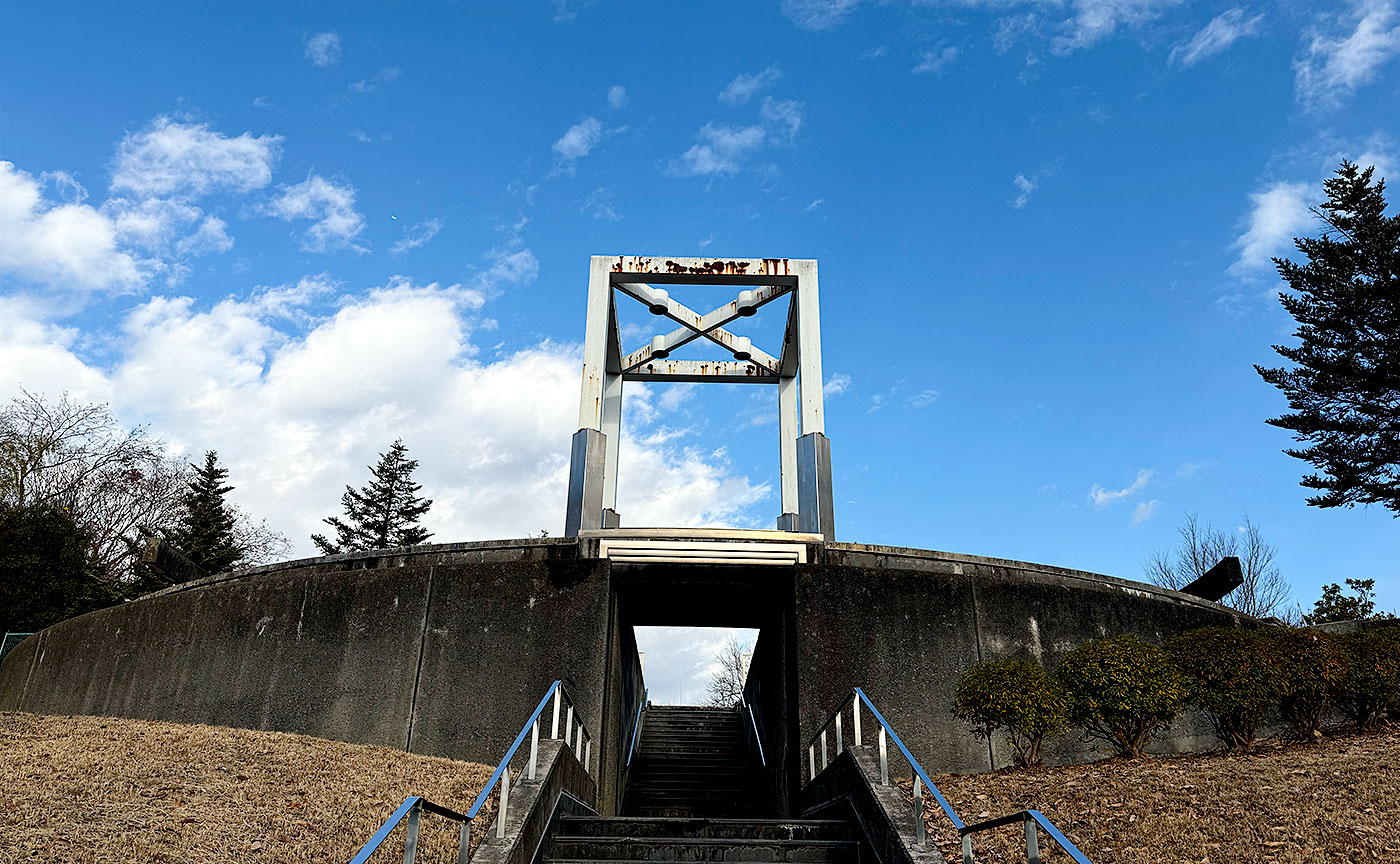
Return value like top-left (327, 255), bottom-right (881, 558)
top-left (555, 818), bottom-right (853, 842)
top-left (545, 838), bottom-right (859, 863)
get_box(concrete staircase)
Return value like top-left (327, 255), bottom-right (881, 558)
top-left (622, 706), bottom-right (758, 818)
top-left (538, 706), bottom-right (861, 864)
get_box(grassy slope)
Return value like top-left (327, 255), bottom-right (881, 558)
top-left (913, 726), bottom-right (1400, 862)
top-left (0, 712), bottom-right (494, 864)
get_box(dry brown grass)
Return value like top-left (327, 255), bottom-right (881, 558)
top-left (906, 725), bottom-right (1400, 862)
top-left (0, 711), bottom-right (495, 864)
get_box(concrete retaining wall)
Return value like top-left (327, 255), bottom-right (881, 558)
top-left (0, 536), bottom-right (1245, 797)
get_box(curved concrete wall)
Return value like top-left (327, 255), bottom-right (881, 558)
top-left (0, 537), bottom-right (1242, 801)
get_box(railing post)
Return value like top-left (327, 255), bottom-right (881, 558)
top-left (913, 776), bottom-right (926, 847)
top-left (456, 820), bottom-right (471, 864)
top-left (820, 729), bottom-right (828, 771)
top-left (1024, 814), bottom-right (1040, 864)
top-left (496, 765), bottom-right (510, 839)
top-left (808, 744), bottom-right (816, 781)
top-left (528, 718), bottom-right (540, 780)
top-left (402, 800), bottom-right (422, 864)
top-left (835, 712), bottom-right (843, 754)
top-left (961, 834), bottom-right (973, 864)
top-left (551, 687), bottom-right (562, 739)
top-left (584, 735), bottom-right (592, 774)
top-left (852, 695), bottom-right (862, 746)
top-left (565, 705), bottom-right (575, 753)
top-left (878, 725), bottom-right (888, 786)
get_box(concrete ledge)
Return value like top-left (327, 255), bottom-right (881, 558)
top-left (473, 739), bottom-right (596, 864)
top-left (800, 747), bottom-right (942, 864)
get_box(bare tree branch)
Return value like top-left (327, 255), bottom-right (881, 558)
top-left (1144, 512), bottom-right (1292, 619)
top-left (704, 636), bottom-right (751, 708)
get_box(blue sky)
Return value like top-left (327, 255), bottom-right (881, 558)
top-left (2, 0), bottom-right (1397, 698)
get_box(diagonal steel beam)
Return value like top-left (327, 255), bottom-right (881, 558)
top-left (615, 282), bottom-right (788, 373)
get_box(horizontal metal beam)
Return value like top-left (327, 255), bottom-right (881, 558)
top-left (622, 359), bottom-right (779, 383)
top-left (606, 255), bottom-right (810, 279)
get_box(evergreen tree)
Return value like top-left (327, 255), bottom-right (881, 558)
top-left (167, 451), bottom-right (244, 575)
top-left (1255, 161), bottom-right (1400, 515)
top-left (312, 439), bottom-right (433, 555)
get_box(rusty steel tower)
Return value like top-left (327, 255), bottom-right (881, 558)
top-left (564, 255), bottom-right (834, 539)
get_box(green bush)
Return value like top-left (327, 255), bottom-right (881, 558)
top-left (953, 658), bottom-right (1067, 766)
top-left (1056, 635), bottom-right (1188, 758)
top-left (1166, 627), bottom-right (1284, 749)
top-left (1336, 626), bottom-right (1400, 729)
top-left (1269, 627), bottom-right (1345, 740)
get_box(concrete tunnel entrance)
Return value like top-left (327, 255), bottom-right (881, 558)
top-left (601, 562), bottom-right (803, 817)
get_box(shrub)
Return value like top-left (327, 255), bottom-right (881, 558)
top-left (1270, 627), bottom-right (1345, 740)
top-left (1336, 626), bottom-right (1400, 729)
top-left (953, 658), bottom-right (1067, 766)
top-left (1167, 627), bottom-right (1284, 749)
top-left (1056, 635), bottom-right (1188, 758)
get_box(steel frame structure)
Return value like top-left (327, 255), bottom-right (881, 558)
top-left (564, 255), bottom-right (835, 539)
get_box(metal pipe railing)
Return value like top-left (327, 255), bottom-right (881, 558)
top-left (626, 688), bottom-right (648, 767)
top-left (739, 693), bottom-right (766, 767)
top-left (350, 679), bottom-right (592, 863)
top-left (804, 687), bottom-right (1093, 864)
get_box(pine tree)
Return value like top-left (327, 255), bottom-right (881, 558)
top-left (167, 450), bottom-right (244, 575)
top-left (1255, 161), bottom-right (1400, 515)
top-left (312, 439), bottom-right (433, 555)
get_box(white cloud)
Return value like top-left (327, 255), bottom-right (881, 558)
top-left (607, 85), bottom-right (628, 109)
top-left (906, 389), bottom-right (939, 408)
top-left (761, 97), bottom-right (804, 144)
top-left (1169, 8), bottom-right (1264, 67)
top-left (0, 160), bottom-right (148, 292)
top-left (667, 124), bottom-right (766, 178)
top-left (390, 219), bottom-right (443, 256)
top-left (782, 0), bottom-right (863, 30)
top-left (0, 281), bottom-right (770, 553)
top-left (348, 67), bottom-right (402, 94)
top-left (473, 246), bottom-right (540, 295)
top-left (1295, 0), bottom-right (1400, 107)
top-left (176, 215), bottom-right (234, 257)
top-left (823, 373), bottom-right (851, 396)
top-left (1011, 173), bottom-right (1037, 208)
top-left (1089, 468), bottom-right (1153, 507)
top-left (111, 117), bottom-right (281, 199)
top-left (993, 14), bottom-right (1041, 53)
top-left (304, 31), bottom-right (341, 67)
top-left (718, 66), bottom-right (783, 105)
top-left (266, 175), bottom-right (366, 253)
top-left (1132, 499), bottom-right (1162, 524)
top-left (553, 117), bottom-right (603, 169)
top-left (584, 187), bottom-right (621, 221)
top-left (1229, 181), bottom-right (1312, 277)
top-left (913, 46), bottom-right (960, 75)
top-left (1054, 0), bottom-right (1183, 54)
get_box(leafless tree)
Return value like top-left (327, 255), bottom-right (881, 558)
top-left (0, 391), bottom-right (188, 581)
top-left (1145, 512), bottom-right (1292, 619)
top-left (704, 636), bottom-right (752, 708)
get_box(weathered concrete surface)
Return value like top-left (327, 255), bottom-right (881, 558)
top-left (798, 544), bottom-right (1244, 773)
top-left (472, 738), bottom-right (596, 864)
top-left (800, 747), bottom-right (943, 864)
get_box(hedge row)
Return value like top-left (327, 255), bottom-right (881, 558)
top-left (952, 625), bottom-right (1400, 765)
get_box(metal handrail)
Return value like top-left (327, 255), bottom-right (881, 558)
top-left (349, 679), bottom-right (592, 863)
top-left (739, 694), bottom-right (766, 767)
top-left (626, 688), bottom-right (648, 767)
top-left (804, 687), bottom-right (1094, 864)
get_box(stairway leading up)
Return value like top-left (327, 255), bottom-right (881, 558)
top-left (541, 706), bottom-right (862, 864)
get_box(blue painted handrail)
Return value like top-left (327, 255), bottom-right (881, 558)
top-left (853, 689), bottom-right (963, 830)
top-left (350, 679), bottom-right (590, 863)
top-left (466, 680), bottom-right (563, 818)
top-left (807, 687), bottom-right (1095, 864)
top-left (349, 797), bottom-right (421, 864)
top-left (626, 688), bottom-right (647, 767)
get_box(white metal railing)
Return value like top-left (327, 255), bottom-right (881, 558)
top-left (806, 688), bottom-right (1093, 864)
top-left (349, 680), bottom-right (592, 863)
top-left (626, 688), bottom-right (648, 767)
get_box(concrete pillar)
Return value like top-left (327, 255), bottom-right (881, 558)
top-left (796, 432), bottom-right (834, 540)
top-left (565, 428), bottom-right (607, 537)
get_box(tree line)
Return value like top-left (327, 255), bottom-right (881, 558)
top-left (0, 390), bottom-right (434, 636)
